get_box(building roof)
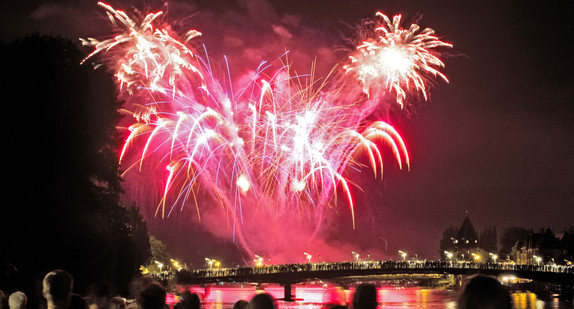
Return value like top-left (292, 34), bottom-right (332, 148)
top-left (456, 215), bottom-right (478, 242)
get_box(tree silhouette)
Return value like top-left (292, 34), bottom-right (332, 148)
top-left (438, 225), bottom-right (457, 259)
top-left (479, 226), bottom-right (498, 254)
top-left (0, 35), bottom-right (149, 299)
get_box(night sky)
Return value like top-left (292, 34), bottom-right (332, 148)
top-left (2, 0), bottom-right (573, 261)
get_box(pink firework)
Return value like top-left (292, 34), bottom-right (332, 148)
top-left (83, 4), bottom-right (449, 262)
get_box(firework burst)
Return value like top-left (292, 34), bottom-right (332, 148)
top-left (345, 12), bottom-right (452, 108)
top-left (83, 3), bottom-right (449, 261)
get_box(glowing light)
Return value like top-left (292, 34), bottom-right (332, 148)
top-left (489, 253), bottom-right (498, 263)
top-left (171, 259), bottom-right (183, 271)
top-left (398, 250), bottom-right (407, 261)
top-left (254, 255), bottom-right (264, 267)
top-left (236, 174), bottom-right (251, 193)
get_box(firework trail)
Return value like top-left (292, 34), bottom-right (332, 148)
top-left (82, 4), bottom-right (450, 261)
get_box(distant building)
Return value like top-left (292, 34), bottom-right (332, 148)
top-left (453, 215), bottom-right (479, 259)
top-left (516, 228), bottom-right (572, 265)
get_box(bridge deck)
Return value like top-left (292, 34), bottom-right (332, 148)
top-left (188, 261), bottom-right (574, 286)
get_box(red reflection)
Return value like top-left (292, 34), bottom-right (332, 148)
top-left (168, 284), bottom-right (456, 308)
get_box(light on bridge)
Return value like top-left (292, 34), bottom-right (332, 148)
top-left (205, 258), bottom-right (221, 269)
top-left (254, 255), bottom-right (264, 267)
top-left (489, 253), bottom-right (498, 263)
top-left (398, 250), bottom-right (407, 261)
top-left (170, 259), bottom-right (183, 271)
top-left (352, 251), bottom-right (360, 262)
top-left (155, 260), bottom-right (164, 271)
top-left (534, 255), bottom-right (542, 266)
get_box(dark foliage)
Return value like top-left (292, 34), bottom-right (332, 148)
top-left (0, 35), bottom-right (149, 300)
top-left (499, 226), bottom-right (529, 259)
top-left (479, 226), bottom-right (498, 254)
top-left (438, 225), bottom-right (457, 259)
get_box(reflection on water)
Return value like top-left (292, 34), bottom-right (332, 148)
top-left (170, 284), bottom-right (573, 309)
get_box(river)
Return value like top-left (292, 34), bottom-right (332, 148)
top-left (167, 284), bottom-right (574, 309)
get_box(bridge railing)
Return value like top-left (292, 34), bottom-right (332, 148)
top-left (192, 260), bottom-right (574, 279)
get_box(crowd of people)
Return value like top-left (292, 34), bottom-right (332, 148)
top-left (195, 259), bottom-right (574, 278)
top-left (0, 267), bottom-right (512, 309)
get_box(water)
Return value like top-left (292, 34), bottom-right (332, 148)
top-left (168, 284), bottom-right (574, 309)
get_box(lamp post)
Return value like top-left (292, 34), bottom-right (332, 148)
top-left (205, 258), bottom-right (214, 269)
top-left (254, 255), bottom-right (264, 267)
top-left (304, 252), bottom-right (312, 263)
top-left (489, 253), bottom-right (498, 263)
top-left (380, 237), bottom-right (388, 253)
top-left (352, 251), bottom-right (360, 262)
top-left (534, 255), bottom-right (542, 266)
top-left (471, 253), bottom-right (480, 262)
top-left (170, 259), bottom-right (183, 271)
top-left (155, 260), bottom-right (164, 272)
top-left (398, 250), bottom-right (407, 261)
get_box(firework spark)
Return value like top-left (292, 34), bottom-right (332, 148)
top-left (83, 3), bottom-right (449, 261)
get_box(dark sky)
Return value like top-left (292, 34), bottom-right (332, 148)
top-left (2, 0), bottom-right (573, 260)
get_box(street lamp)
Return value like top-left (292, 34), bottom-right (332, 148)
top-left (254, 255), bottom-right (264, 267)
top-left (444, 251), bottom-right (453, 260)
top-left (534, 255), bottom-right (542, 266)
top-left (352, 251), bottom-right (360, 262)
top-left (398, 250), bottom-right (407, 261)
top-left (304, 252), bottom-right (312, 263)
top-left (170, 259), bottom-right (183, 271)
top-left (380, 237), bottom-right (388, 253)
top-left (205, 258), bottom-right (214, 269)
top-left (489, 253), bottom-right (498, 263)
top-left (155, 260), bottom-right (164, 272)
top-left (471, 253), bottom-right (480, 261)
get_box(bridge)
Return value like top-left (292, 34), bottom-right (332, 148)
top-left (183, 260), bottom-right (574, 300)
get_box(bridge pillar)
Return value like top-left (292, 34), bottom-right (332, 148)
top-left (560, 285), bottom-right (573, 301)
top-left (283, 284), bottom-right (295, 302)
top-left (454, 275), bottom-right (464, 289)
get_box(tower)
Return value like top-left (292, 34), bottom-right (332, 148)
top-left (453, 214), bottom-right (479, 258)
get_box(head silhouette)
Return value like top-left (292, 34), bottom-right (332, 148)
top-left (9, 291), bottom-right (27, 309)
top-left (249, 293), bottom-right (276, 309)
top-left (233, 299), bottom-right (248, 309)
top-left (43, 270), bottom-right (74, 309)
top-left (458, 275), bottom-right (511, 309)
top-left (352, 284), bottom-right (377, 309)
top-left (136, 282), bottom-right (166, 309)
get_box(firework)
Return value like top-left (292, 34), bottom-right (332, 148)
top-left (83, 3), bottom-right (449, 261)
top-left (345, 12), bottom-right (452, 108)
